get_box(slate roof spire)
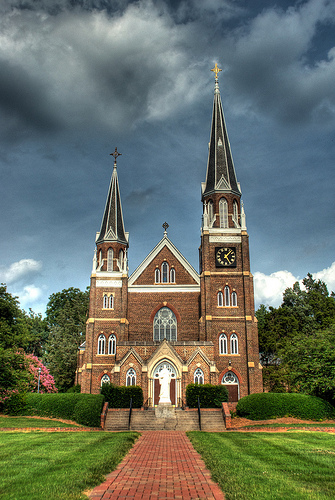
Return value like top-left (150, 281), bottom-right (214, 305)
top-left (96, 147), bottom-right (128, 245)
top-left (202, 65), bottom-right (241, 198)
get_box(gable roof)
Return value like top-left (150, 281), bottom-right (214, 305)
top-left (128, 234), bottom-right (200, 286)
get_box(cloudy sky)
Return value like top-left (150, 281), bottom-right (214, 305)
top-left (1, 0), bottom-right (335, 314)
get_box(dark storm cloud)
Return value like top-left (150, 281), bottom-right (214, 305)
top-left (222, 0), bottom-right (335, 124)
top-left (0, 59), bottom-right (62, 140)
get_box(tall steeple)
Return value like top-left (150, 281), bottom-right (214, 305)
top-left (202, 64), bottom-right (241, 199)
top-left (96, 147), bottom-right (128, 246)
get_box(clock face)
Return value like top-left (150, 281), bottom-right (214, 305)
top-left (215, 247), bottom-right (236, 267)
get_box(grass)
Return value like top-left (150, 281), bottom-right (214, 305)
top-left (0, 416), bottom-right (79, 428)
top-left (0, 431), bottom-right (139, 500)
top-left (188, 431), bottom-right (335, 500)
top-left (242, 422), bottom-right (335, 429)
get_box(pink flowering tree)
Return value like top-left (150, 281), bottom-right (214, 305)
top-left (25, 354), bottom-right (58, 393)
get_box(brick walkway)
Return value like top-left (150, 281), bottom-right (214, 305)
top-left (88, 431), bottom-right (225, 500)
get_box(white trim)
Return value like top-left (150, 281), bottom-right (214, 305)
top-left (129, 236), bottom-right (200, 285)
top-left (209, 235), bottom-right (241, 243)
top-left (96, 280), bottom-right (122, 288)
top-left (128, 285), bottom-right (200, 293)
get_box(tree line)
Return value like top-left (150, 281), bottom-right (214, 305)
top-left (1, 273), bottom-right (335, 405)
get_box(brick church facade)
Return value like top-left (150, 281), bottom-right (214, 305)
top-left (76, 67), bottom-right (263, 404)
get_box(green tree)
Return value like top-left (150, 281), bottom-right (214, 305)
top-left (45, 288), bottom-right (89, 392)
top-left (257, 274), bottom-right (335, 396)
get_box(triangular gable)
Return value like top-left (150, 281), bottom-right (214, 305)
top-left (129, 236), bottom-right (200, 285)
top-left (187, 347), bottom-right (213, 367)
top-left (118, 347), bottom-right (144, 367)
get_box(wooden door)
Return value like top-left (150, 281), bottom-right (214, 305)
top-left (224, 384), bottom-right (238, 402)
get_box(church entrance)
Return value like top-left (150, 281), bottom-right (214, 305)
top-left (222, 371), bottom-right (239, 402)
top-left (153, 361), bottom-right (177, 406)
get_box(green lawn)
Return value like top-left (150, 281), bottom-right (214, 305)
top-left (0, 431), bottom-right (139, 500)
top-left (0, 416), bottom-right (79, 428)
top-left (188, 431), bottom-right (335, 500)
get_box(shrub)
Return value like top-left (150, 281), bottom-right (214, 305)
top-left (186, 384), bottom-right (228, 408)
top-left (2, 392), bottom-right (27, 415)
top-left (66, 385), bottom-right (81, 393)
top-left (236, 392), bottom-right (335, 421)
top-left (100, 384), bottom-right (143, 408)
top-left (16, 393), bottom-right (105, 427)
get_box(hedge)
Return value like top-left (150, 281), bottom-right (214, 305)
top-left (236, 392), bottom-right (335, 421)
top-left (16, 393), bottom-right (105, 427)
top-left (186, 384), bottom-right (228, 408)
top-left (100, 384), bottom-right (143, 408)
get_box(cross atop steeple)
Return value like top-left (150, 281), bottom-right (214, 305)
top-left (211, 63), bottom-right (222, 80)
top-left (110, 147), bottom-right (122, 167)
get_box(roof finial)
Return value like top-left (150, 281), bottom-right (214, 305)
top-left (162, 222), bottom-right (169, 237)
top-left (211, 63), bottom-right (222, 81)
top-left (110, 147), bottom-right (122, 168)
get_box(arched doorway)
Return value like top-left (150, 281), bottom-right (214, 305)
top-left (221, 371), bottom-right (240, 402)
top-left (153, 361), bottom-right (178, 406)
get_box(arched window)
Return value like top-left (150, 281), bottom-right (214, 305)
top-left (219, 333), bottom-right (228, 355)
top-left (98, 250), bottom-right (102, 268)
top-left (118, 249), bottom-right (124, 270)
top-left (108, 334), bottom-right (116, 355)
top-left (153, 307), bottom-right (177, 342)
top-left (230, 333), bottom-right (239, 354)
top-left (107, 248), bottom-right (113, 271)
top-left (155, 268), bottom-right (160, 283)
top-left (194, 368), bottom-right (204, 384)
top-left (97, 334), bottom-right (106, 355)
top-left (224, 286), bottom-right (230, 307)
top-left (103, 294), bottom-right (113, 309)
top-left (219, 198), bottom-right (228, 228)
top-left (161, 262), bottom-right (169, 283)
top-left (170, 268), bottom-right (175, 283)
top-left (217, 291), bottom-right (223, 307)
top-left (126, 368), bottom-right (136, 386)
top-left (101, 374), bottom-right (110, 386)
top-left (233, 200), bottom-right (239, 227)
top-left (231, 291), bottom-right (237, 307)
top-left (103, 294), bottom-right (109, 309)
top-left (208, 200), bottom-right (214, 225)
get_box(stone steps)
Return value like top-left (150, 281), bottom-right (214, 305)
top-left (104, 408), bottom-right (225, 432)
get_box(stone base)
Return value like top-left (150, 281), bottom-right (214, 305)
top-left (155, 404), bottom-right (175, 419)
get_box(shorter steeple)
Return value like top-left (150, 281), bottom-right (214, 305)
top-left (96, 148), bottom-right (128, 246)
top-left (202, 65), bottom-right (241, 199)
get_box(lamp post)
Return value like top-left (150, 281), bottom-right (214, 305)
top-left (37, 367), bottom-right (42, 393)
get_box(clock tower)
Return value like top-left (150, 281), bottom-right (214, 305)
top-left (199, 66), bottom-right (262, 398)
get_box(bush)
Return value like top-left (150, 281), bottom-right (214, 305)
top-left (236, 392), bottom-right (335, 421)
top-left (66, 385), bottom-right (81, 393)
top-left (2, 392), bottom-right (27, 415)
top-left (101, 384), bottom-right (143, 408)
top-left (15, 393), bottom-right (105, 427)
top-left (186, 384), bottom-right (228, 408)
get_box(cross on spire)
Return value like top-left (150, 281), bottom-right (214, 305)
top-left (162, 222), bottom-right (169, 236)
top-left (211, 63), bottom-right (222, 80)
top-left (110, 147), bottom-right (122, 167)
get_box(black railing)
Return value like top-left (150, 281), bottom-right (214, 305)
top-left (128, 397), bottom-right (133, 430)
top-left (197, 397), bottom-right (202, 431)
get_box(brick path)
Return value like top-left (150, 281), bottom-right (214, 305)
top-left (88, 431), bottom-right (225, 500)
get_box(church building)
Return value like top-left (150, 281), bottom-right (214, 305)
top-left (76, 65), bottom-right (263, 404)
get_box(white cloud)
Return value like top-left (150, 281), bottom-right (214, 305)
top-left (313, 262), bottom-right (335, 294)
top-left (254, 262), bottom-right (335, 308)
top-left (0, 259), bottom-right (42, 285)
top-left (254, 270), bottom-right (299, 308)
top-left (11, 284), bottom-right (46, 314)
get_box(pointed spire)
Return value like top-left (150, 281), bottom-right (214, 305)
top-left (203, 65), bottom-right (241, 199)
top-left (96, 148), bottom-right (128, 246)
